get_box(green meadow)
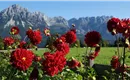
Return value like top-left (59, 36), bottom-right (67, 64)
top-left (34, 47), bottom-right (130, 65)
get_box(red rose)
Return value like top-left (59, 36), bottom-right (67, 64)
top-left (4, 37), bottom-right (14, 46)
top-left (117, 64), bottom-right (127, 73)
top-left (10, 26), bottom-right (19, 35)
top-left (34, 56), bottom-right (42, 62)
top-left (67, 59), bottom-right (80, 68)
top-left (53, 37), bottom-right (66, 45)
top-left (10, 48), bottom-right (34, 71)
top-left (42, 51), bottom-right (66, 76)
top-left (54, 38), bottom-right (70, 55)
top-left (107, 17), bottom-right (120, 34)
top-left (121, 19), bottom-right (130, 38)
top-left (18, 41), bottom-right (26, 48)
top-left (110, 56), bottom-right (120, 69)
top-left (84, 31), bottom-right (101, 47)
top-left (94, 47), bottom-right (100, 57)
top-left (116, 19), bottom-right (129, 33)
top-left (88, 54), bottom-right (95, 60)
top-left (26, 29), bottom-right (42, 45)
top-left (64, 30), bottom-right (77, 44)
top-left (26, 29), bottom-right (33, 38)
top-left (56, 43), bottom-right (69, 55)
top-left (44, 52), bottom-right (51, 58)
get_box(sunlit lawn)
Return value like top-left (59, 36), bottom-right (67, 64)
top-left (33, 47), bottom-right (130, 65)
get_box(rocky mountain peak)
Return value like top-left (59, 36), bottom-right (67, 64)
top-left (0, 4), bottom-right (114, 42)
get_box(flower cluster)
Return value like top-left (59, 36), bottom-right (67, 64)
top-left (10, 48), bottom-right (34, 71)
top-left (42, 51), bottom-right (66, 76)
top-left (107, 18), bottom-right (130, 74)
top-left (110, 56), bottom-right (129, 73)
top-left (4, 37), bottom-right (14, 46)
top-left (26, 29), bottom-right (42, 45)
top-left (42, 27), bottom-right (78, 76)
top-left (107, 17), bottom-right (130, 37)
top-left (6, 25), bottom-right (80, 78)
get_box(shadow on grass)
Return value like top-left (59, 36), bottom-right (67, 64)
top-left (93, 64), bottom-right (111, 80)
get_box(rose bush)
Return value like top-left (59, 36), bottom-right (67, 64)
top-left (0, 24), bottom-right (102, 80)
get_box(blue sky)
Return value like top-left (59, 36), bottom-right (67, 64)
top-left (0, 1), bottom-right (130, 20)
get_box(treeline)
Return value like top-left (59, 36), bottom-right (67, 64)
top-left (70, 38), bottom-right (124, 47)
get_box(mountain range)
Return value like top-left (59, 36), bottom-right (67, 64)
top-left (0, 4), bottom-right (115, 46)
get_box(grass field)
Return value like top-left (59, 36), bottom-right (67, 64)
top-left (33, 47), bottom-right (130, 65)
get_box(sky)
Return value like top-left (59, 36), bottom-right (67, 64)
top-left (0, 1), bottom-right (130, 20)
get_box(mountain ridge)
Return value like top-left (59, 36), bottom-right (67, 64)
top-left (0, 4), bottom-right (115, 43)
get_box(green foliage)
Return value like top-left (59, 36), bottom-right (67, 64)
top-left (1, 47), bottom-right (130, 79)
top-left (61, 69), bottom-right (83, 80)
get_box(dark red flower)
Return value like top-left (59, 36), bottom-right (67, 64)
top-left (117, 64), bottom-right (127, 73)
top-left (4, 37), bottom-right (14, 46)
top-left (26, 29), bottom-right (42, 45)
top-left (44, 52), bottom-right (51, 58)
top-left (67, 59), bottom-right (80, 68)
top-left (42, 51), bottom-right (66, 76)
top-left (54, 38), bottom-right (70, 55)
top-left (34, 56), bottom-right (42, 62)
top-left (29, 67), bottom-right (39, 80)
top-left (26, 29), bottom-right (33, 38)
top-left (107, 17), bottom-right (120, 34)
top-left (84, 31), bottom-right (101, 47)
top-left (10, 26), bottom-right (19, 35)
top-left (88, 46), bottom-right (100, 60)
top-left (94, 46), bottom-right (100, 57)
top-left (43, 28), bottom-right (50, 36)
top-left (10, 48), bottom-right (34, 71)
top-left (53, 37), bottom-right (66, 45)
top-left (116, 19), bottom-right (129, 33)
top-left (88, 54), bottom-right (95, 60)
top-left (123, 29), bottom-right (130, 38)
top-left (110, 56), bottom-right (120, 69)
top-left (18, 41), bottom-right (26, 48)
top-left (56, 43), bottom-right (69, 55)
top-left (64, 30), bottom-right (77, 44)
top-left (120, 19), bottom-right (130, 38)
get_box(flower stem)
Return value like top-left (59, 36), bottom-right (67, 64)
top-left (115, 35), bottom-right (120, 57)
top-left (86, 46), bottom-right (88, 54)
top-left (122, 43), bottom-right (126, 80)
top-left (89, 47), bottom-right (93, 54)
top-left (23, 35), bottom-right (27, 41)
